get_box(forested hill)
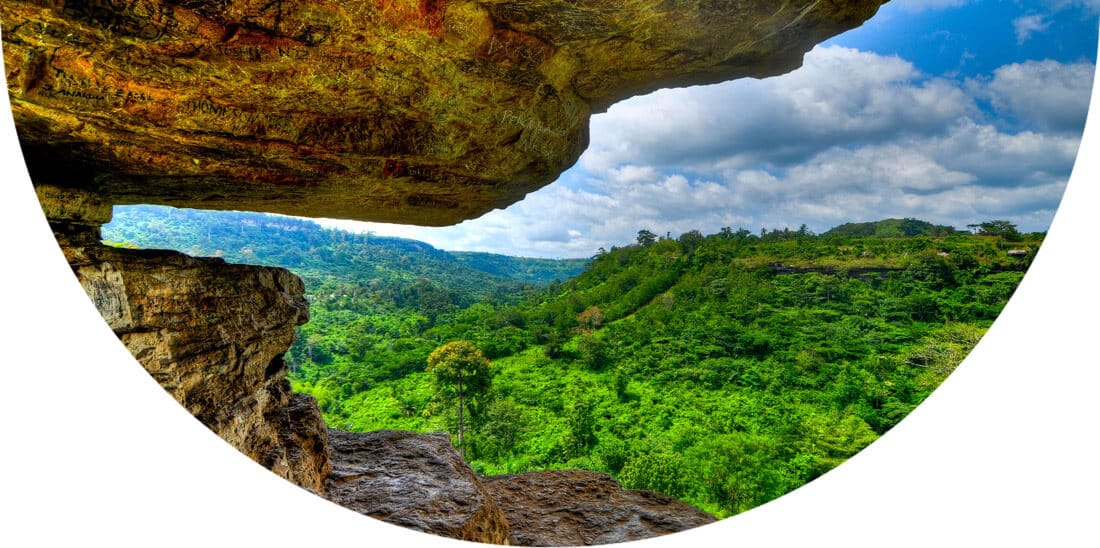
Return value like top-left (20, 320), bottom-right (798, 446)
top-left (451, 251), bottom-right (592, 286)
top-left (822, 217), bottom-right (957, 237)
top-left (279, 219), bottom-right (1041, 520)
top-left (102, 205), bottom-right (589, 295)
top-left (104, 206), bottom-right (1042, 518)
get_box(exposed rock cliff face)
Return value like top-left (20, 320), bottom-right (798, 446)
top-left (5, 0), bottom-right (885, 225)
top-left (38, 184), bottom-right (331, 494)
top-left (13, 1), bottom-right (890, 543)
top-left (483, 470), bottom-right (717, 546)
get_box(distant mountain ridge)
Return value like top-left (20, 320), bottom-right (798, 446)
top-left (287, 217), bottom-right (1041, 520)
top-left (452, 251), bottom-right (590, 285)
top-left (103, 204), bottom-right (1041, 521)
top-left (102, 205), bottom-right (589, 291)
top-left (822, 218), bottom-right (957, 238)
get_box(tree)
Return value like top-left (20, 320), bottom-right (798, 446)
top-left (577, 333), bottom-right (612, 370)
top-left (678, 229), bottom-right (705, 254)
top-left (576, 305), bottom-right (604, 332)
top-left (563, 394), bottom-right (598, 458)
top-left (636, 229), bottom-right (658, 246)
top-left (426, 341), bottom-right (492, 458)
top-left (967, 219), bottom-right (1021, 241)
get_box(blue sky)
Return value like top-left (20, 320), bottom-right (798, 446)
top-left (321, 1), bottom-right (1096, 257)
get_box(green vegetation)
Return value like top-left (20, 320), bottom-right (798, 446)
top-left (451, 251), bottom-right (589, 285)
top-left (103, 204), bottom-right (586, 309)
top-left (427, 341), bottom-right (493, 458)
top-left (104, 206), bottom-right (1041, 519)
top-left (824, 217), bottom-right (957, 238)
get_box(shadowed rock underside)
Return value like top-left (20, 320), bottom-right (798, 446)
top-left (11, 1), bottom-right (893, 544)
top-left (5, 0), bottom-right (885, 225)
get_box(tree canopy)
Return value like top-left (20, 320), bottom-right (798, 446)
top-left (426, 341), bottom-right (492, 457)
top-left (967, 219), bottom-right (1022, 241)
top-left (102, 208), bottom-right (1041, 519)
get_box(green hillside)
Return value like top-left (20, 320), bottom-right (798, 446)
top-left (452, 251), bottom-right (588, 285)
top-left (286, 224), bottom-right (1040, 518)
top-left (101, 204), bottom-right (588, 391)
top-left (103, 206), bottom-right (1041, 519)
top-left (103, 205), bottom-right (585, 301)
top-left (823, 217), bottom-right (958, 238)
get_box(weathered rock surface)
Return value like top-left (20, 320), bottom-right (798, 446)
top-left (13, 2), bottom-right (892, 537)
top-left (483, 470), bottom-right (717, 546)
top-left (38, 184), bottom-right (331, 494)
top-left (324, 429), bottom-right (511, 544)
top-left (5, 0), bottom-right (885, 225)
top-left (38, 184), bottom-right (716, 542)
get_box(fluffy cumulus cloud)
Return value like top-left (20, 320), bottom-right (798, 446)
top-left (975, 59), bottom-right (1096, 132)
top-left (333, 46), bottom-right (1092, 258)
top-left (582, 47), bottom-right (976, 173)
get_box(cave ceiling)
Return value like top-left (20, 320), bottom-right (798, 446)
top-left (3, 0), bottom-right (887, 225)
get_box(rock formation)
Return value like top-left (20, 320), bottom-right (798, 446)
top-left (325, 429), bottom-right (511, 544)
top-left (5, 0), bottom-right (886, 225)
top-left (483, 470), bottom-right (717, 546)
top-left (34, 182), bottom-right (718, 543)
top-left (9, 0), bottom-right (891, 543)
top-left (325, 429), bottom-right (716, 546)
top-left (38, 184), bottom-right (331, 494)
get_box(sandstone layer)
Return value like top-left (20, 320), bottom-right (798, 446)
top-left (13, 2), bottom-right (891, 541)
top-left (483, 470), bottom-right (717, 546)
top-left (324, 428), bottom-right (511, 544)
top-left (5, 0), bottom-right (885, 225)
top-left (39, 184), bottom-right (331, 494)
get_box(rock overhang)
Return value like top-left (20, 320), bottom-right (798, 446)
top-left (3, 0), bottom-right (888, 226)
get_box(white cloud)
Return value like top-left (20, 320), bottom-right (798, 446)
top-left (1043, 0), bottom-right (1100, 14)
top-left (918, 120), bottom-right (1082, 185)
top-left (975, 59), bottom-right (1096, 133)
top-left (1013, 14), bottom-right (1052, 43)
top-left (324, 50), bottom-right (1088, 257)
top-left (582, 46), bottom-right (975, 174)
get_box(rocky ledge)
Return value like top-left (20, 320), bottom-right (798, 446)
top-left (39, 184), bottom-right (713, 544)
top-left (39, 184), bottom-right (331, 494)
top-left (483, 470), bottom-right (718, 546)
top-left (5, 0), bottom-right (885, 225)
top-left (325, 429), bottom-right (511, 544)
top-left (15, 1), bottom-right (890, 541)
top-left (326, 429), bottom-right (717, 546)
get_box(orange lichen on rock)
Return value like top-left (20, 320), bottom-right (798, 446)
top-left (4, 0), bottom-right (886, 225)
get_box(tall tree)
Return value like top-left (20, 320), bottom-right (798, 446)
top-left (636, 229), bottom-right (658, 246)
top-left (967, 219), bottom-right (1021, 241)
top-left (426, 341), bottom-right (492, 457)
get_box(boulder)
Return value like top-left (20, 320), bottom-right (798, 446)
top-left (483, 469), bottom-right (717, 546)
top-left (324, 429), bottom-right (511, 544)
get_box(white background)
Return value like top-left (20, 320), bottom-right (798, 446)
top-left (2, 36), bottom-right (1097, 548)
